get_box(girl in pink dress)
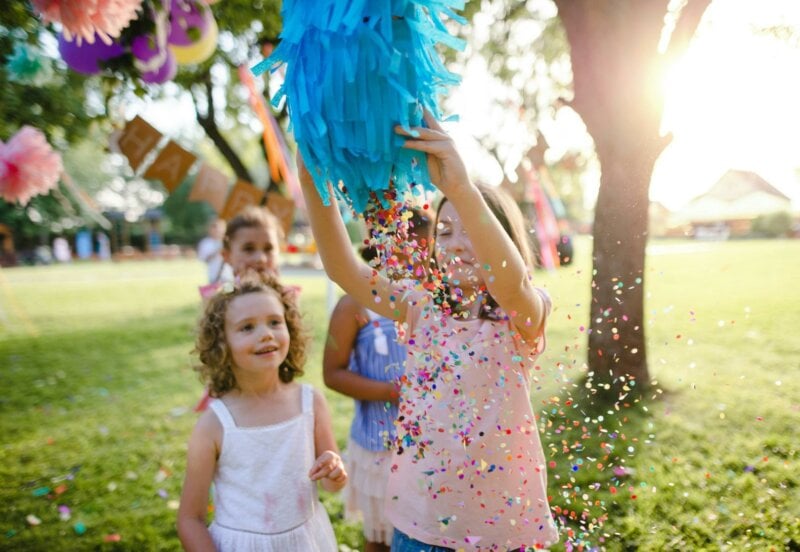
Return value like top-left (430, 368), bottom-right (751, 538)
top-left (298, 111), bottom-right (559, 551)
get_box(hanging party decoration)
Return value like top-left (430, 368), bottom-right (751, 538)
top-left (140, 49), bottom-right (177, 83)
top-left (31, 0), bottom-right (144, 45)
top-left (112, 115), bottom-right (298, 223)
top-left (132, 30), bottom-right (177, 84)
top-left (168, 0), bottom-right (219, 65)
top-left (0, 126), bottom-right (64, 205)
top-left (130, 6), bottom-right (175, 83)
top-left (238, 65), bottom-right (304, 211)
top-left (58, 32), bottom-right (125, 75)
top-left (5, 43), bottom-right (54, 86)
top-left (43, 0), bottom-right (222, 83)
top-left (252, 0), bottom-right (465, 212)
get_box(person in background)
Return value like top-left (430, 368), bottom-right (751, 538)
top-left (197, 218), bottom-right (230, 284)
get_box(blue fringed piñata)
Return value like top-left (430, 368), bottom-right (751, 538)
top-left (252, 0), bottom-right (465, 212)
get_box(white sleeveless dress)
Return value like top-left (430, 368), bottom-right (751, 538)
top-left (208, 384), bottom-right (338, 551)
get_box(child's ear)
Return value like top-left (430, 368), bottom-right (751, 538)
top-left (221, 249), bottom-right (230, 263)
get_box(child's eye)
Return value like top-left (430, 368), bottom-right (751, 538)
top-left (241, 323), bottom-right (254, 332)
top-left (269, 319), bottom-right (284, 327)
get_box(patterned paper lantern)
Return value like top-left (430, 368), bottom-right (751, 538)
top-left (131, 31), bottom-right (176, 84)
top-left (141, 49), bottom-right (177, 83)
top-left (168, 0), bottom-right (218, 65)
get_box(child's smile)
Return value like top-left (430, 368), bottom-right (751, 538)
top-left (224, 291), bottom-right (290, 375)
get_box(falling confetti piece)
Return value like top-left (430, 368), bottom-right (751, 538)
top-left (73, 522), bottom-right (86, 535)
top-left (26, 514), bottom-right (42, 526)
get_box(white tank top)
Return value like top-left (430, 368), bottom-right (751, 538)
top-left (209, 384), bottom-right (318, 534)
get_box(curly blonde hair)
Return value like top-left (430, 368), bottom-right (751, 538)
top-left (193, 273), bottom-right (307, 396)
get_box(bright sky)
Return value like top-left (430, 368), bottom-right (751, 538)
top-left (448, 0), bottom-right (800, 212)
top-left (653, 0), bottom-right (800, 210)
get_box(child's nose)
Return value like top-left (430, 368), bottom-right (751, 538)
top-left (450, 234), bottom-right (468, 253)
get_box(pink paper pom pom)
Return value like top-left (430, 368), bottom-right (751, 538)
top-left (0, 126), bottom-right (64, 205)
top-left (32, 0), bottom-right (144, 45)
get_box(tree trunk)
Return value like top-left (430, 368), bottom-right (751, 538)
top-left (553, 0), bottom-right (711, 396)
top-left (193, 70), bottom-right (254, 184)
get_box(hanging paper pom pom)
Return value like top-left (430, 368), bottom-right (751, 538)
top-left (31, 0), bottom-right (144, 45)
top-left (58, 33), bottom-right (125, 75)
top-left (253, 0), bottom-right (465, 212)
top-left (5, 43), bottom-right (55, 86)
top-left (0, 127), bottom-right (64, 205)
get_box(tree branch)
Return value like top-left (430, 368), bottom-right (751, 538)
top-left (665, 0), bottom-right (713, 60)
top-left (193, 70), bottom-right (254, 183)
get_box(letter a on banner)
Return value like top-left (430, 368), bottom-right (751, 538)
top-left (189, 163), bottom-right (229, 214)
top-left (143, 140), bottom-right (197, 192)
top-left (117, 116), bottom-right (162, 171)
top-left (220, 181), bottom-right (265, 221)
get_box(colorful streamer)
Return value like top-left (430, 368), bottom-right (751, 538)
top-left (237, 65), bottom-right (305, 211)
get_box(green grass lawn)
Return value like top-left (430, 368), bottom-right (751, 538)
top-left (1, 238), bottom-right (798, 551)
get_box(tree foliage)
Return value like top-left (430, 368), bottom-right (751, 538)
top-left (1, 1), bottom-right (286, 251)
top-left (452, 1), bottom-right (588, 220)
top-left (0, 4), bottom-right (96, 145)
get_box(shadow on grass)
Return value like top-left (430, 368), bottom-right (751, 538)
top-left (0, 303), bottom-right (201, 415)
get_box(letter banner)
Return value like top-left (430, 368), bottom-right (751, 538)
top-left (266, 190), bottom-right (294, 236)
top-left (143, 140), bottom-right (197, 192)
top-left (117, 116), bottom-right (163, 171)
top-left (220, 180), bottom-right (264, 221)
top-left (189, 163), bottom-right (229, 213)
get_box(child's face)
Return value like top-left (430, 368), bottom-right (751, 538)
top-left (224, 291), bottom-right (290, 376)
top-left (223, 226), bottom-right (280, 276)
top-left (434, 202), bottom-right (482, 290)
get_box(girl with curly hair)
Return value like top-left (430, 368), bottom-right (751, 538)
top-left (178, 274), bottom-right (346, 552)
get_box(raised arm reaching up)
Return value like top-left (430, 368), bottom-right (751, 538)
top-left (297, 155), bottom-right (410, 322)
top-left (397, 111), bottom-right (546, 340)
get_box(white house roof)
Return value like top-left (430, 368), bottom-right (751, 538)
top-left (675, 170), bottom-right (792, 222)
